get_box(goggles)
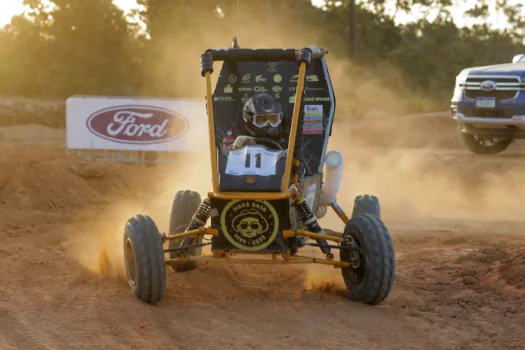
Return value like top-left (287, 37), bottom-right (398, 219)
top-left (240, 222), bottom-right (261, 230)
top-left (251, 112), bottom-right (282, 128)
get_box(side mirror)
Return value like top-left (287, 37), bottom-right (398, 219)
top-left (512, 54), bottom-right (525, 63)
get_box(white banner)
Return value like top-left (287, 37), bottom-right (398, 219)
top-left (66, 95), bottom-right (209, 152)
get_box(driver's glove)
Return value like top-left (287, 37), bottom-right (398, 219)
top-left (232, 136), bottom-right (257, 150)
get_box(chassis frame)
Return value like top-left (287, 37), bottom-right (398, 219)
top-left (122, 39), bottom-right (396, 306)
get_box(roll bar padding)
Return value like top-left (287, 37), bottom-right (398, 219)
top-left (205, 48), bottom-right (296, 62)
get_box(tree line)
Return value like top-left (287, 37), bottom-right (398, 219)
top-left (0, 0), bottom-right (524, 114)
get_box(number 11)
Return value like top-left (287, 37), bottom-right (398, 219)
top-left (245, 152), bottom-right (262, 168)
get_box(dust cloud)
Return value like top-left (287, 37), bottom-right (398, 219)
top-left (70, 4), bottom-right (525, 282)
top-left (67, 154), bottom-right (213, 280)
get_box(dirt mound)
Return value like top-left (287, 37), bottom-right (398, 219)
top-left (495, 253), bottom-right (525, 288)
top-left (0, 124), bottom-right (64, 143)
top-left (0, 157), bottom-right (157, 212)
top-left (0, 137), bottom-right (172, 213)
top-left (0, 98), bottom-right (65, 128)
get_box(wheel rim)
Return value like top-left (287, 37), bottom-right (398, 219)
top-left (124, 238), bottom-right (137, 286)
top-left (351, 246), bottom-right (367, 284)
top-left (343, 230), bottom-right (367, 284)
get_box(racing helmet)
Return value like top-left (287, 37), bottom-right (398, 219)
top-left (242, 92), bottom-right (283, 138)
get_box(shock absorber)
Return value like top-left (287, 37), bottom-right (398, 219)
top-left (293, 197), bottom-right (332, 256)
top-left (186, 198), bottom-right (211, 231)
top-left (179, 198), bottom-right (212, 252)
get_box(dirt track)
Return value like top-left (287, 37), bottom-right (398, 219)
top-left (1, 122), bottom-right (525, 350)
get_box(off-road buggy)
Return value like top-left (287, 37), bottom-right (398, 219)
top-left (122, 39), bottom-right (395, 305)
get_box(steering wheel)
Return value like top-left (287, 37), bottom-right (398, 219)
top-left (252, 137), bottom-right (283, 150)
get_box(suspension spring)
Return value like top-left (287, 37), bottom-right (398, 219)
top-left (293, 198), bottom-right (332, 256)
top-left (187, 198), bottom-right (211, 231)
top-left (294, 198), bottom-right (322, 232)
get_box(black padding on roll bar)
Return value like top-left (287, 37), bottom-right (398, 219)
top-left (204, 48), bottom-right (296, 62)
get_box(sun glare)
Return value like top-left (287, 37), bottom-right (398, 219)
top-left (0, 0), bottom-right (141, 28)
top-left (0, 0), bottom-right (25, 27)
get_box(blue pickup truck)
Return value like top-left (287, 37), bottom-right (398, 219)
top-left (451, 54), bottom-right (525, 154)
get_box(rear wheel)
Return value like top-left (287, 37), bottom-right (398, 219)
top-left (123, 215), bottom-right (166, 305)
top-left (168, 190), bottom-right (203, 272)
top-left (340, 215), bottom-right (395, 305)
top-left (457, 125), bottom-right (512, 154)
top-left (352, 194), bottom-right (380, 219)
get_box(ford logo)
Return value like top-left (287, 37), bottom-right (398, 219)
top-left (86, 105), bottom-right (189, 144)
top-left (480, 80), bottom-right (497, 92)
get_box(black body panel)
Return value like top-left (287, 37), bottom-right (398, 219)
top-left (212, 58), bottom-right (336, 191)
top-left (210, 198), bottom-right (290, 253)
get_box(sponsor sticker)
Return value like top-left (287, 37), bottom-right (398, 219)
top-left (255, 75), bottom-right (267, 83)
top-left (254, 86), bottom-right (268, 93)
top-left (241, 74), bottom-right (251, 83)
top-left (304, 105), bottom-right (323, 134)
top-left (214, 96), bottom-right (236, 102)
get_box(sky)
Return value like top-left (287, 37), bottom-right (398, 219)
top-left (0, 0), bottom-right (523, 30)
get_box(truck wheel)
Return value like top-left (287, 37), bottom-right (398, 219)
top-left (351, 194), bottom-right (380, 219)
top-left (168, 190), bottom-right (203, 272)
top-left (340, 215), bottom-right (395, 305)
top-left (123, 214), bottom-right (166, 305)
top-left (457, 125), bottom-right (512, 154)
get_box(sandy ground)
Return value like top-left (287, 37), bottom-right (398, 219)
top-left (1, 123), bottom-right (525, 350)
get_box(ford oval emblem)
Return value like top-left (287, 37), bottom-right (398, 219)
top-left (86, 105), bottom-right (189, 144)
top-left (480, 80), bottom-right (497, 92)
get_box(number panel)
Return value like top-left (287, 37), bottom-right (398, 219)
top-left (225, 145), bottom-right (282, 177)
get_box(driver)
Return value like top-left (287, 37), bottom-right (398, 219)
top-left (223, 92), bottom-right (284, 150)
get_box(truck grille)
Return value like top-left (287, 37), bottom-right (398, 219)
top-left (465, 90), bottom-right (516, 100)
top-left (461, 75), bottom-right (524, 101)
top-left (465, 76), bottom-right (520, 84)
top-left (462, 108), bottom-right (514, 119)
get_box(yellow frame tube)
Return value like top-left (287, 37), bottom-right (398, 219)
top-left (208, 192), bottom-right (291, 200)
top-left (165, 255), bottom-right (349, 268)
top-left (296, 229), bottom-right (345, 243)
top-left (282, 61), bottom-right (308, 192)
top-left (164, 227), bottom-right (217, 241)
top-left (205, 71), bottom-right (219, 193)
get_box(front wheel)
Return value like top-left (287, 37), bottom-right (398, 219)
top-left (340, 214), bottom-right (395, 305)
top-left (123, 215), bottom-right (166, 305)
top-left (168, 190), bottom-right (203, 272)
top-left (457, 125), bottom-right (512, 155)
